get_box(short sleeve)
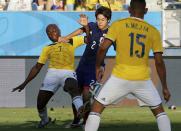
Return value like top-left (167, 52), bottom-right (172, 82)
top-left (37, 46), bottom-right (49, 64)
top-left (152, 29), bottom-right (163, 53)
top-left (105, 22), bottom-right (117, 42)
top-left (72, 36), bottom-right (85, 48)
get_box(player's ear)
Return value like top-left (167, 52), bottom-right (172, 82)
top-left (144, 8), bottom-right (148, 14)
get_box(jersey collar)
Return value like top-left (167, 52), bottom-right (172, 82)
top-left (129, 17), bottom-right (144, 22)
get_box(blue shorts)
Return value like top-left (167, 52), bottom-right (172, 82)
top-left (76, 67), bottom-right (96, 89)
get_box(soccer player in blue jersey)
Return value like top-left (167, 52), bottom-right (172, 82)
top-left (59, 6), bottom-right (113, 128)
top-left (85, 0), bottom-right (171, 131)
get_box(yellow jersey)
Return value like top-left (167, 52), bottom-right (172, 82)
top-left (86, 0), bottom-right (98, 5)
top-left (86, 0), bottom-right (98, 10)
top-left (67, 0), bottom-right (75, 4)
top-left (105, 17), bottom-right (163, 80)
top-left (99, 0), bottom-right (110, 8)
top-left (99, 0), bottom-right (123, 11)
top-left (110, 0), bottom-right (123, 11)
top-left (38, 36), bottom-right (84, 70)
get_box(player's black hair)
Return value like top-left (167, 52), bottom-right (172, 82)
top-left (46, 24), bottom-right (59, 34)
top-left (95, 6), bottom-right (112, 21)
top-left (130, 0), bottom-right (146, 8)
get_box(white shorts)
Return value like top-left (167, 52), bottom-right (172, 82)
top-left (95, 75), bottom-right (162, 107)
top-left (40, 68), bottom-right (77, 93)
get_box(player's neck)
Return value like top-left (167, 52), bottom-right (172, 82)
top-left (130, 14), bottom-right (144, 20)
top-left (101, 25), bottom-right (109, 31)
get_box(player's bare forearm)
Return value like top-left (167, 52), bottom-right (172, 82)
top-left (96, 39), bottom-right (112, 81)
top-left (154, 53), bottom-right (167, 88)
top-left (12, 63), bottom-right (44, 92)
top-left (65, 29), bottom-right (84, 40)
top-left (154, 53), bottom-right (171, 101)
top-left (96, 39), bottom-right (112, 68)
top-left (23, 63), bottom-right (43, 86)
top-left (96, 47), bottom-right (106, 81)
top-left (96, 47), bottom-right (106, 68)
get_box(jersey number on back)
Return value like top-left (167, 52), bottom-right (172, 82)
top-left (129, 33), bottom-right (146, 58)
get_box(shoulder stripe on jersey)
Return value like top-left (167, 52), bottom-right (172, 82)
top-left (153, 52), bottom-right (163, 54)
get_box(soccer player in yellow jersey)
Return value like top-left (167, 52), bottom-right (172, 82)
top-left (12, 24), bottom-right (85, 128)
top-left (85, 0), bottom-right (171, 131)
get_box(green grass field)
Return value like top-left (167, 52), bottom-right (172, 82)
top-left (0, 107), bottom-right (180, 131)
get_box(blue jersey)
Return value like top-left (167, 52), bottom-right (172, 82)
top-left (76, 22), bottom-right (109, 87)
top-left (78, 22), bottom-right (107, 68)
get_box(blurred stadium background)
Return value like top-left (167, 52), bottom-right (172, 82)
top-left (0, 0), bottom-right (181, 130)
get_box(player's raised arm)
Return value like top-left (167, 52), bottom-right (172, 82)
top-left (79, 14), bottom-right (90, 44)
top-left (12, 63), bottom-right (44, 92)
top-left (58, 14), bottom-right (89, 43)
top-left (78, 14), bottom-right (89, 27)
top-left (58, 29), bottom-right (84, 43)
top-left (154, 53), bottom-right (171, 102)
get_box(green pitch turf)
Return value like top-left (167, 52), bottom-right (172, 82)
top-left (0, 107), bottom-right (180, 131)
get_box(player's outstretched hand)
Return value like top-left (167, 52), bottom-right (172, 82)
top-left (78, 14), bottom-right (88, 27)
top-left (12, 84), bottom-right (26, 92)
top-left (163, 88), bottom-right (171, 102)
top-left (58, 36), bottom-right (69, 43)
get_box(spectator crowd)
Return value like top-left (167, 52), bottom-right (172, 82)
top-left (0, 0), bottom-right (126, 11)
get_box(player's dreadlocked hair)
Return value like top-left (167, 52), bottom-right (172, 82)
top-left (130, 0), bottom-right (146, 8)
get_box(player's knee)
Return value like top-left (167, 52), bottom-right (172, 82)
top-left (91, 100), bottom-right (105, 113)
top-left (37, 90), bottom-right (53, 110)
top-left (63, 78), bottom-right (78, 91)
top-left (63, 78), bottom-right (79, 97)
top-left (150, 104), bottom-right (165, 117)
